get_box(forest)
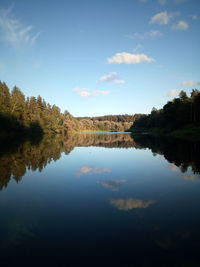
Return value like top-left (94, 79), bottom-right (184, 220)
top-left (1, 81), bottom-right (200, 140)
top-left (0, 81), bottom-right (140, 139)
top-left (131, 89), bottom-right (200, 139)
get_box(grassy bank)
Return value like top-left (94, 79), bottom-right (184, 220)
top-left (131, 124), bottom-right (200, 141)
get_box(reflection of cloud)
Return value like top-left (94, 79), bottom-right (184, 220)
top-left (155, 237), bottom-right (172, 250)
top-left (110, 198), bottom-right (156, 211)
top-left (98, 179), bottom-right (127, 191)
top-left (76, 166), bottom-right (112, 177)
top-left (181, 174), bottom-right (197, 181)
top-left (168, 163), bottom-right (180, 172)
top-left (155, 231), bottom-right (190, 250)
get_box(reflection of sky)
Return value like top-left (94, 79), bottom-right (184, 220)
top-left (1, 137), bottom-right (200, 265)
top-left (2, 132), bottom-right (200, 265)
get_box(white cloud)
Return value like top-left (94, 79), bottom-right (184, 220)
top-left (181, 80), bottom-right (200, 87)
top-left (149, 11), bottom-right (172, 25)
top-left (108, 52), bottom-right (155, 64)
top-left (98, 72), bottom-right (125, 84)
top-left (172, 20), bottom-right (189, 30)
top-left (128, 30), bottom-right (163, 39)
top-left (98, 72), bottom-right (118, 82)
top-left (0, 7), bottom-right (40, 47)
top-left (74, 87), bottom-right (110, 97)
top-left (167, 89), bottom-right (179, 97)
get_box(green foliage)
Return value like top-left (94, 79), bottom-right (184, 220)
top-left (0, 81), bottom-right (138, 138)
top-left (132, 90), bottom-right (200, 134)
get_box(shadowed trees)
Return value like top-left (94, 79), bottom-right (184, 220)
top-left (0, 81), bottom-right (138, 135)
top-left (132, 90), bottom-right (200, 132)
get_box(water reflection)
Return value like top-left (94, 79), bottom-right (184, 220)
top-left (1, 132), bottom-right (200, 265)
top-left (133, 135), bottom-right (200, 174)
top-left (98, 178), bottom-right (127, 191)
top-left (0, 133), bottom-right (200, 190)
top-left (110, 198), bottom-right (156, 210)
top-left (76, 166), bottom-right (112, 177)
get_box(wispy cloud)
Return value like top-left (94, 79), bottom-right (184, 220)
top-left (149, 11), bottom-right (173, 25)
top-left (140, 0), bottom-right (188, 3)
top-left (76, 166), bottom-right (112, 176)
top-left (108, 52), bottom-right (155, 64)
top-left (138, 0), bottom-right (148, 3)
top-left (158, 0), bottom-right (188, 4)
top-left (167, 89), bottom-right (179, 97)
top-left (110, 198), bottom-right (156, 211)
top-left (0, 7), bottom-right (40, 47)
top-left (133, 43), bottom-right (143, 52)
top-left (181, 80), bottom-right (200, 87)
top-left (127, 30), bottom-right (163, 40)
top-left (98, 72), bottom-right (125, 84)
top-left (149, 11), bottom-right (180, 26)
top-left (172, 20), bottom-right (189, 30)
top-left (74, 87), bottom-right (110, 97)
top-left (189, 14), bottom-right (199, 20)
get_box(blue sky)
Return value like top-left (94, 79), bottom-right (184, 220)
top-left (0, 0), bottom-right (199, 116)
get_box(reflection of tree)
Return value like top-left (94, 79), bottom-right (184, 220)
top-left (1, 133), bottom-right (200, 190)
top-left (62, 132), bottom-right (136, 149)
top-left (133, 135), bottom-right (200, 175)
top-left (110, 198), bottom-right (156, 210)
top-left (0, 133), bottom-right (135, 190)
top-left (0, 135), bottom-right (69, 190)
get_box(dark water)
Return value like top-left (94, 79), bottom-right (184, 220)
top-left (0, 133), bottom-right (200, 266)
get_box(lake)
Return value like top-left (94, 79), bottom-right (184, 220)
top-left (0, 133), bottom-right (200, 266)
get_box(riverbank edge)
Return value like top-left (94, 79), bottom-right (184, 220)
top-left (130, 124), bottom-right (200, 141)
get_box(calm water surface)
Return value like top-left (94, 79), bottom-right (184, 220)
top-left (0, 133), bottom-right (200, 266)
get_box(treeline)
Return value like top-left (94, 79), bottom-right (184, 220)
top-left (76, 114), bottom-right (140, 122)
top-left (0, 81), bottom-right (66, 138)
top-left (0, 81), bottom-right (138, 137)
top-left (0, 133), bottom-right (136, 190)
top-left (132, 90), bottom-right (200, 133)
top-left (75, 114), bottom-right (142, 132)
